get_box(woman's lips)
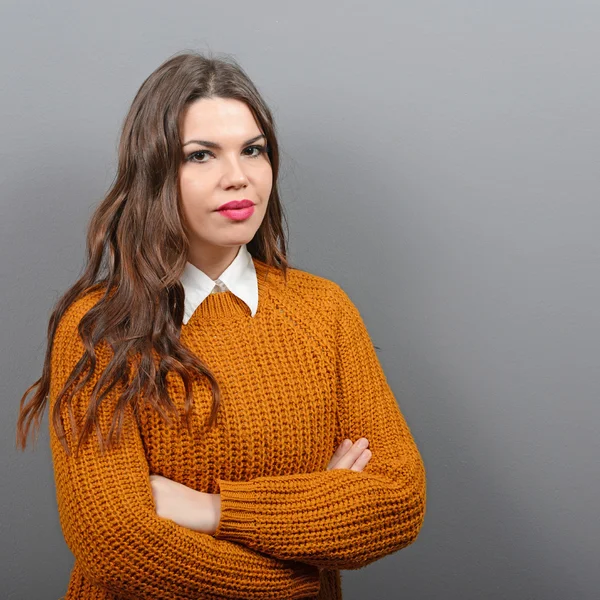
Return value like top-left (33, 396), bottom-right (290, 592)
top-left (217, 199), bottom-right (254, 210)
top-left (217, 206), bottom-right (255, 221)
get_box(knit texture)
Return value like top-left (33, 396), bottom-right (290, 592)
top-left (49, 257), bottom-right (426, 599)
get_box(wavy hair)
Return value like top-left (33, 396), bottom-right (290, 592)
top-left (16, 50), bottom-right (290, 456)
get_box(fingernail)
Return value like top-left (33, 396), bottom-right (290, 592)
top-left (357, 438), bottom-right (368, 448)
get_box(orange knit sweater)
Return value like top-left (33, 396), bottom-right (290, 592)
top-left (49, 258), bottom-right (426, 599)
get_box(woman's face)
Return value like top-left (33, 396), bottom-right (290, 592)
top-left (178, 97), bottom-right (272, 256)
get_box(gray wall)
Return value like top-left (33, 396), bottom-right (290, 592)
top-left (2, 1), bottom-right (599, 598)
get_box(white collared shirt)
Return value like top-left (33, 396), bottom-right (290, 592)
top-left (180, 244), bottom-right (258, 324)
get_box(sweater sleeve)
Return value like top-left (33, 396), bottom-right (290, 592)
top-left (48, 303), bottom-right (321, 600)
top-left (213, 281), bottom-right (426, 570)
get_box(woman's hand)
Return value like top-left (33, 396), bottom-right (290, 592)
top-left (326, 437), bottom-right (372, 472)
top-left (149, 474), bottom-right (221, 535)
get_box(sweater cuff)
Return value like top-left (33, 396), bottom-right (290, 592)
top-left (214, 478), bottom-right (258, 545)
top-left (214, 479), bottom-right (321, 598)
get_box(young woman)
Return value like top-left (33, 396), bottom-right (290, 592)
top-left (16, 51), bottom-right (426, 599)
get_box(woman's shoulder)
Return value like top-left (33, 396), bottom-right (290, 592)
top-left (55, 285), bottom-right (109, 342)
top-left (261, 264), bottom-right (360, 329)
top-left (270, 264), bottom-right (363, 324)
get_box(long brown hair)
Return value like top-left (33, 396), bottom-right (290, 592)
top-left (16, 50), bottom-right (291, 456)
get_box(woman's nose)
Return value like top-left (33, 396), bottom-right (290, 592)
top-left (222, 157), bottom-right (249, 186)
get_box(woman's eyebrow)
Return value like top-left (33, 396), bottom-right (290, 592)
top-left (182, 134), bottom-right (266, 149)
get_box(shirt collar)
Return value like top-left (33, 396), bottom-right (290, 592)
top-left (180, 244), bottom-right (258, 324)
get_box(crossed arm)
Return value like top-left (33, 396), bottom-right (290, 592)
top-left (148, 434), bottom-right (374, 536)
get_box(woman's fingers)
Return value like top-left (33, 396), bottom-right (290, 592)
top-left (326, 438), bottom-right (370, 471)
top-left (349, 448), bottom-right (372, 472)
top-left (326, 439), bottom-right (352, 469)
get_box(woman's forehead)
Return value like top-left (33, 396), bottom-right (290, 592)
top-left (181, 98), bottom-right (259, 135)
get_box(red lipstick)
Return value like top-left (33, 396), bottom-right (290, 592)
top-left (216, 199), bottom-right (255, 221)
top-left (217, 199), bottom-right (254, 211)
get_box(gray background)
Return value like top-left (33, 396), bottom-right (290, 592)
top-left (2, 1), bottom-right (599, 599)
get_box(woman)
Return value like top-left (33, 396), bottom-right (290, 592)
top-left (16, 51), bottom-right (426, 599)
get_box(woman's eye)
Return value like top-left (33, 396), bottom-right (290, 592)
top-left (186, 150), bottom-right (212, 163)
top-left (244, 145), bottom-right (267, 157)
top-left (186, 145), bottom-right (267, 163)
